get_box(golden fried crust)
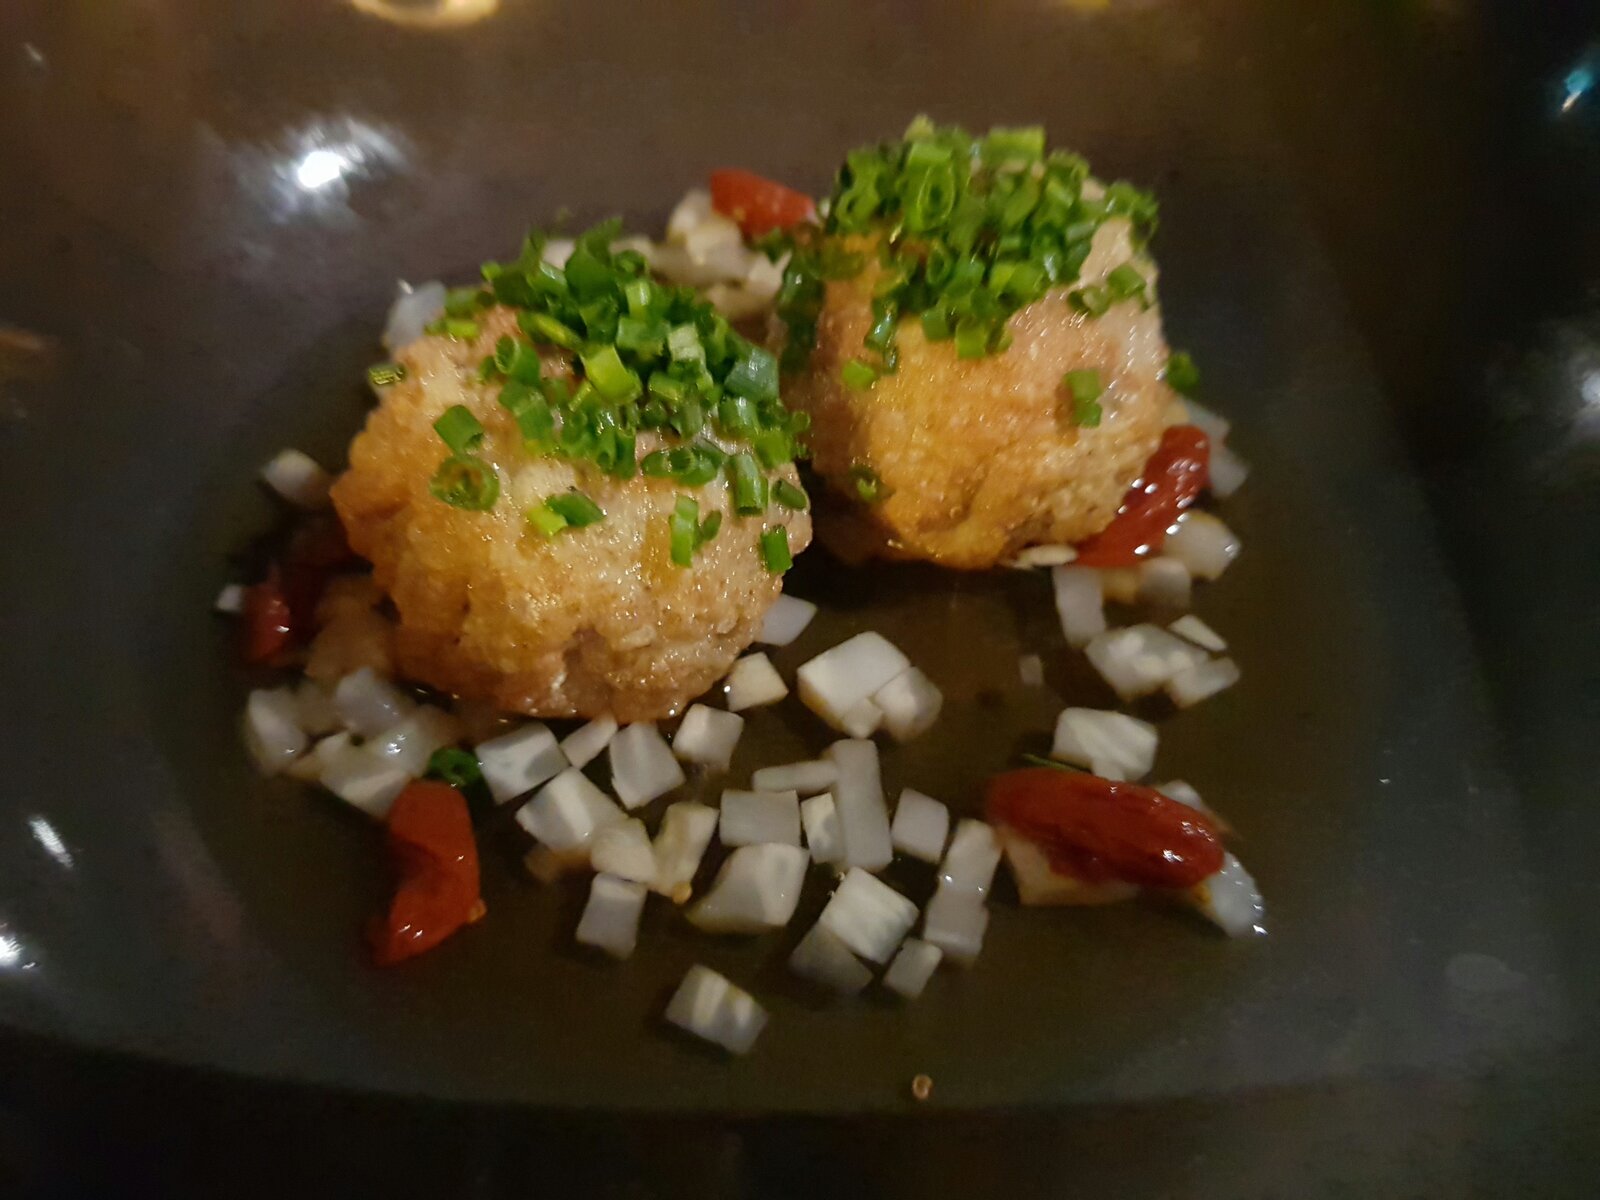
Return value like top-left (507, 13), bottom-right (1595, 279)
top-left (783, 219), bottom-right (1181, 569)
top-left (330, 306), bottom-right (811, 721)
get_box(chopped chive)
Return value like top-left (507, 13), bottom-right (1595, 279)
top-left (580, 344), bottom-right (641, 402)
top-left (433, 405), bottom-right (485, 455)
top-left (1068, 285), bottom-right (1112, 317)
top-left (1105, 263), bottom-right (1147, 302)
top-left (425, 747), bottom-right (483, 788)
top-left (443, 286), bottom-right (486, 318)
top-left (429, 454), bottom-right (499, 511)
top-left (726, 452), bottom-right (768, 515)
top-left (773, 479), bottom-right (809, 510)
top-left (545, 490), bottom-right (604, 527)
top-left (759, 526), bottom-right (793, 573)
top-left (443, 318), bottom-right (481, 341)
top-left (847, 463), bottom-right (885, 503)
top-left (1165, 351), bottom-right (1200, 395)
top-left (669, 496), bottom-right (699, 567)
top-left (1063, 368), bottom-right (1104, 428)
top-left (527, 504), bottom-right (568, 537)
top-left (841, 358), bottom-right (878, 390)
top-left (367, 362), bottom-right (406, 387)
top-left (698, 510), bottom-right (723, 544)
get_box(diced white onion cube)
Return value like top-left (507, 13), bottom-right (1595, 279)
top-left (214, 583), bottom-right (245, 614)
top-left (922, 885), bottom-right (990, 966)
top-left (723, 653), bottom-right (789, 712)
top-left (872, 668), bottom-right (943, 742)
top-left (789, 922), bottom-right (873, 995)
top-left (801, 792), bottom-right (844, 865)
top-left (1052, 566), bottom-right (1106, 647)
top-left (243, 687), bottom-right (307, 775)
top-left (651, 802), bottom-right (719, 902)
top-left (1137, 557), bottom-right (1193, 608)
top-left (575, 873), bottom-right (647, 959)
top-left (318, 738), bottom-right (410, 819)
top-left (723, 659), bottom-right (790, 713)
top-left (718, 789), bottom-right (801, 847)
top-left (817, 868), bottom-right (917, 964)
top-left (883, 938), bottom-right (944, 999)
top-left (665, 188), bottom-right (714, 242)
top-left (687, 843), bottom-right (808, 933)
top-left (1208, 441), bottom-right (1250, 498)
top-left (825, 739), bottom-right (893, 870)
top-left (1052, 707), bottom-right (1158, 781)
top-left (756, 594), bottom-right (817, 646)
top-left (751, 759), bottom-right (837, 794)
top-left (1169, 614), bottom-right (1227, 652)
top-left (589, 817), bottom-right (657, 883)
top-left (333, 667), bottom-right (415, 738)
top-left (940, 819), bottom-right (1001, 896)
top-left (1191, 853), bottom-right (1266, 937)
top-left (664, 965), bottom-right (767, 1055)
top-left (796, 633), bottom-right (911, 734)
top-left (1008, 544), bottom-right (1077, 568)
top-left (1154, 779), bottom-right (1207, 812)
top-left (1164, 511), bottom-right (1240, 581)
top-left (381, 279), bottom-right (445, 352)
top-left (260, 448), bottom-right (332, 509)
top-left (1177, 396), bottom-right (1231, 443)
top-left (293, 680), bottom-right (341, 737)
top-left (1166, 656), bottom-right (1241, 708)
top-left (475, 722), bottom-right (567, 803)
top-left (367, 705), bottom-right (461, 779)
top-left (515, 767), bottom-right (625, 853)
top-left (839, 696), bottom-right (884, 738)
top-left (671, 704), bottom-right (744, 771)
top-left (1018, 654), bottom-right (1045, 687)
top-left (1085, 624), bottom-right (1210, 702)
top-left (609, 722), bottom-right (685, 809)
top-left (560, 714), bottom-right (618, 769)
top-left (889, 789), bottom-right (950, 864)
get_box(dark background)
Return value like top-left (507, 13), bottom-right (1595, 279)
top-left (2, 0), bottom-right (1598, 1194)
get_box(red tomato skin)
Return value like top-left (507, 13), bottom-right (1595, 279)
top-left (369, 781), bottom-right (485, 966)
top-left (709, 169), bottom-right (816, 239)
top-left (1073, 425), bottom-right (1211, 567)
top-left (240, 569), bottom-right (294, 665)
top-left (985, 767), bottom-right (1224, 890)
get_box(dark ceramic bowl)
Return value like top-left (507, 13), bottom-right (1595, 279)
top-left (2, 0), bottom-right (1598, 1193)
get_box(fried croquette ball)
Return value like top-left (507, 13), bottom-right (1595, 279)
top-left (782, 219), bottom-right (1184, 569)
top-left (330, 307), bottom-right (811, 721)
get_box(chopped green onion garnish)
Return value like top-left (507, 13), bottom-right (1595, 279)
top-left (545, 490), bottom-right (604, 527)
top-left (1068, 286), bottom-right (1112, 317)
top-left (367, 362), bottom-right (406, 387)
top-left (773, 479), bottom-right (809, 510)
top-left (759, 526), bottom-right (793, 573)
top-left (443, 318), bottom-right (481, 341)
top-left (444, 286), bottom-right (486, 318)
top-left (1105, 263), bottom-right (1147, 304)
top-left (429, 455), bottom-right (499, 511)
top-left (1165, 351), bottom-right (1200, 395)
top-left (847, 463), bottom-right (885, 503)
top-left (669, 496), bottom-right (700, 567)
top-left (580, 344), bottom-right (642, 402)
top-left (769, 118), bottom-right (1159, 375)
top-left (1063, 369), bottom-right (1104, 428)
top-left (433, 404), bottom-right (485, 455)
top-left (841, 358), bottom-right (878, 390)
top-left (727, 452), bottom-right (768, 515)
top-left (425, 746), bottom-right (483, 788)
top-left (527, 504), bottom-right (568, 538)
top-left (699, 510), bottom-right (723, 544)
